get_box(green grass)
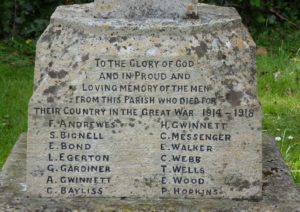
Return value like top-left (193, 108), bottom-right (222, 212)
top-left (0, 29), bottom-right (299, 186)
top-left (256, 29), bottom-right (300, 185)
top-left (0, 40), bottom-right (34, 168)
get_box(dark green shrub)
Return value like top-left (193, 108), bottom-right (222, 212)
top-left (201, 0), bottom-right (300, 35)
top-left (0, 0), bottom-right (92, 39)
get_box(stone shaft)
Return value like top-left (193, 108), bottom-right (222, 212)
top-left (94, 0), bottom-right (198, 19)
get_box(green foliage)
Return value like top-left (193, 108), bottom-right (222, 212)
top-left (1, 0), bottom-right (299, 39)
top-left (0, 0), bottom-right (92, 39)
top-left (256, 29), bottom-right (300, 184)
top-left (0, 40), bottom-right (34, 168)
top-left (0, 39), bottom-right (36, 66)
top-left (201, 0), bottom-right (300, 35)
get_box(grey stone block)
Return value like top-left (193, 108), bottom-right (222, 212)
top-left (0, 133), bottom-right (299, 211)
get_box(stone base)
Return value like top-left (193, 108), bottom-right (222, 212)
top-left (0, 134), bottom-right (299, 211)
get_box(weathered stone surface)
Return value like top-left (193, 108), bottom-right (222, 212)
top-left (1, 134), bottom-right (300, 211)
top-left (27, 3), bottom-right (262, 199)
top-left (94, 0), bottom-right (198, 19)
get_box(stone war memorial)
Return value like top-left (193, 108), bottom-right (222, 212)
top-left (1, 0), bottom-right (300, 211)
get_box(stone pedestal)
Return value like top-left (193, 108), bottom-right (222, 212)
top-left (27, 3), bottom-right (262, 199)
top-left (1, 134), bottom-right (299, 211)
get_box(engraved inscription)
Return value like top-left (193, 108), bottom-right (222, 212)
top-left (28, 57), bottom-right (260, 198)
